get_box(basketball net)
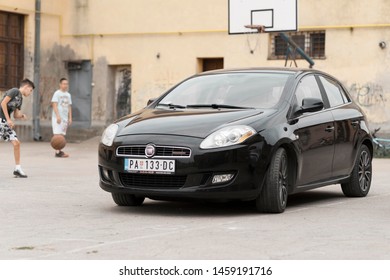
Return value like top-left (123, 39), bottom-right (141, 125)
top-left (244, 25), bottom-right (265, 54)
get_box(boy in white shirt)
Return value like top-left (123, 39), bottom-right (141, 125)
top-left (51, 78), bottom-right (72, 157)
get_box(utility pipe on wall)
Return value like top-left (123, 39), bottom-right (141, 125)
top-left (33, 0), bottom-right (41, 140)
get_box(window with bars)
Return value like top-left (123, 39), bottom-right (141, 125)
top-left (270, 31), bottom-right (325, 60)
top-left (0, 11), bottom-right (24, 90)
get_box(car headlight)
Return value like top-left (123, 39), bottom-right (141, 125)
top-left (101, 124), bottom-right (119, 147)
top-left (200, 125), bottom-right (256, 149)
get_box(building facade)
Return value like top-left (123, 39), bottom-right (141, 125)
top-left (0, 0), bottom-right (389, 139)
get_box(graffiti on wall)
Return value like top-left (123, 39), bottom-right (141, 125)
top-left (349, 82), bottom-right (389, 125)
top-left (115, 67), bottom-right (131, 119)
top-left (349, 83), bottom-right (387, 107)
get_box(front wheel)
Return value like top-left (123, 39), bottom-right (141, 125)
top-left (111, 193), bottom-right (145, 206)
top-left (256, 147), bottom-right (288, 213)
top-left (341, 144), bottom-right (372, 197)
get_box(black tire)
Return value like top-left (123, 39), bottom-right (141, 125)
top-left (111, 193), bottom-right (145, 206)
top-left (256, 147), bottom-right (288, 213)
top-left (341, 144), bottom-right (372, 197)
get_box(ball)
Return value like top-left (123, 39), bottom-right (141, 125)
top-left (51, 134), bottom-right (66, 150)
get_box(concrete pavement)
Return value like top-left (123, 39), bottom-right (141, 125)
top-left (0, 138), bottom-right (390, 259)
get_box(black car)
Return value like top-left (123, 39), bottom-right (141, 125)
top-left (99, 68), bottom-right (373, 213)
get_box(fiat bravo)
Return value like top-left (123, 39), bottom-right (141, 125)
top-left (99, 68), bottom-right (373, 213)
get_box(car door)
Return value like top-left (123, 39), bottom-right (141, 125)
top-left (292, 75), bottom-right (335, 187)
top-left (317, 75), bottom-right (362, 178)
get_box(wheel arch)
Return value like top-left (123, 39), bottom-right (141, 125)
top-left (362, 138), bottom-right (373, 158)
top-left (351, 137), bottom-right (374, 168)
top-left (264, 138), bottom-right (299, 194)
top-left (279, 143), bottom-right (298, 194)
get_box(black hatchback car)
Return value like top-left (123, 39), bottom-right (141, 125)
top-left (99, 68), bottom-right (373, 213)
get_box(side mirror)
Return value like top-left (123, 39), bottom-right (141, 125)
top-left (295, 97), bottom-right (324, 115)
top-left (147, 98), bottom-right (156, 106)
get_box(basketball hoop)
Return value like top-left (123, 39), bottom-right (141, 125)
top-left (243, 25), bottom-right (265, 54)
top-left (244, 24), bottom-right (266, 33)
top-left (228, 0), bottom-right (297, 34)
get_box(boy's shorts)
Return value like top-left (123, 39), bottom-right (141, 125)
top-left (0, 119), bottom-right (18, 141)
top-left (52, 118), bottom-right (68, 135)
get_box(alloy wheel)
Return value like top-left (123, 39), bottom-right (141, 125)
top-left (278, 153), bottom-right (288, 207)
top-left (358, 150), bottom-right (371, 192)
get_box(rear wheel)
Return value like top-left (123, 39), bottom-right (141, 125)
top-left (256, 147), bottom-right (288, 213)
top-left (111, 193), bottom-right (145, 206)
top-left (341, 144), bottom-right (372, 197)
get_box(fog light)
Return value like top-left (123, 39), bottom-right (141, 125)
top-left (212, 174), bottom-right (234, 184)
top-left (101, 168), bottom-right (110, 181)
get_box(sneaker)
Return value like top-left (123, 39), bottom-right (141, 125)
top-left (13, 169), bottom-right (28, 178)
top-left (55, 151), bottom-right (69, 158)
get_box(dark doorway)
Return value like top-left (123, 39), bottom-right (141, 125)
top-left (115, 66), bottom-right (131, 119)
top-left (198, 58), bottom-right (224, 73)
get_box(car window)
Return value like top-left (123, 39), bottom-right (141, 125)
top-left (295, 75), bottom-right (323, 106)
top-left (319, 76), bottom-right (347, 107)
top-left (158, 73), bottom-right (292, 109)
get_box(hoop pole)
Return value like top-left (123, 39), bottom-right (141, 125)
top-left (279, 32), bottom-right (315, 68)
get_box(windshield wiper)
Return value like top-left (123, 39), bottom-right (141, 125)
top-left (157, 103), bottom-right (186, 109)
top-left (186, 104), bottom-right (255, 109)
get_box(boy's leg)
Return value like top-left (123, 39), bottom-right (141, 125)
top-left (53, 133), bottom-right (69, 158)
top-left (11, 139), bottom-right (27, 178)
top-left (0, 121), bottom-right (26, 177)
top-left (52, 119), bottom-right (69, 158)
top-left (11, 139), bottom-right (21, 165)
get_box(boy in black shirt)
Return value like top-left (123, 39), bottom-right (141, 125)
top-left (0, 79), bottom-right (35, 178)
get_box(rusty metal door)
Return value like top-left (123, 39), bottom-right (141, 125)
top-left (67, 60), bottom-right (92, 127)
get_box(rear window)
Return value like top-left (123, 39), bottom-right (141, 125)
top-left (319, 76), bottom-right (350, 107)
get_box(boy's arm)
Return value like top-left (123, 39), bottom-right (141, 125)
top-left (13, 109), bottom-right (26, 120)
top-left (68, 105), bottom-right (72, 126)
top-left (1, 96), bottom-right (14, 128)
top-left (52, 102), bottom-right (61, 124)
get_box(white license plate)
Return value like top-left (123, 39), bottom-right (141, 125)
top-left (124, 158), bottom-right (175, 174)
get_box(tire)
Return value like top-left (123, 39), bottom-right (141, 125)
top-left (341, 144), bottom-right (372, 197)
top-left (256, 147), bottom-right (288, 213)
top-left (111, 193), bottom-right (145, 206)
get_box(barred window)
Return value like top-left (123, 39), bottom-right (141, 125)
top-left (0, 11), bottom-right (24, 90)
top-left (270, 31), bottom-right (325, 60)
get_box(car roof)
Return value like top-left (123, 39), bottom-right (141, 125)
top-left (196, 67), bottom-right (330, 77)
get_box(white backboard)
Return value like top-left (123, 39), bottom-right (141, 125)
top-left (228, 0), bottom-right (298, 34)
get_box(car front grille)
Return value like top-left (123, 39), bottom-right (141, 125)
top-left (119, 173), bottom-right (187, 189)
top-left (116, 145), bottom-right (191, 158)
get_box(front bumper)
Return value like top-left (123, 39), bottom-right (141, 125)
top-left (98, 134), bottom-right (266, 201)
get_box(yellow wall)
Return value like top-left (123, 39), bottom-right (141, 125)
top-left (1, 0), bottom-right (390, 128)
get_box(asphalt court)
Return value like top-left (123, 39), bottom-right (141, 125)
top-left (0, 138), bottom-right (389, 259)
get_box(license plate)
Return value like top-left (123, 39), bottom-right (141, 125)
top-left (124, 158), bottom-right (175, 174)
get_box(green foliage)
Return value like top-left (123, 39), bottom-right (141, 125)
top-left (373, 144), bottom-right (390, 158)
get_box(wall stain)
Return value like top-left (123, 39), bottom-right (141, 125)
top-left (40, 43), bottom-right (77, 120)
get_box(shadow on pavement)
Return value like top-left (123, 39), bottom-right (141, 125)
top-left (104, 188), bottom-right (346, 217)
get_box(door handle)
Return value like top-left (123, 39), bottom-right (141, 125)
top-left (325, 126), bottom-right (334, 132)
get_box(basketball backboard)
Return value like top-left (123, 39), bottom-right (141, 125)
top-left (228, 0), bottom-right (298, 34)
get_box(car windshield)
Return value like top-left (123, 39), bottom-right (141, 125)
top-left (157, 72), bottom-right (291, 109)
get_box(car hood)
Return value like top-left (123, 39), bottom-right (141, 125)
top-left (117, 108), bottom-right (275, 138)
